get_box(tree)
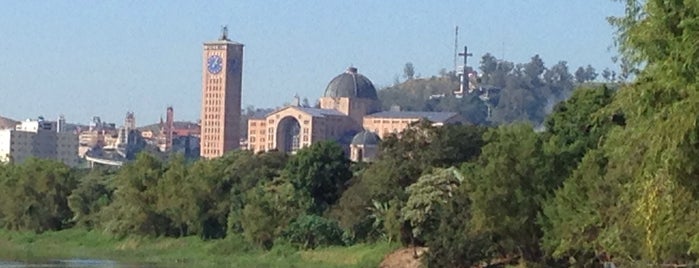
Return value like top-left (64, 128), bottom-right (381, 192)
top-left (401, 167), bottom-right (464, 243)
top-left (403, 62), bottom-right (415, 80)
top-left (241, 178), bottom-right (311, 249)
top-left (480, 53), bottom-right (499, 85)
top-left (283, 141), bottom-right (352, 214)
top-left (574, 67), bottom-right (587, 83)
top-left (423, 173), bottom-right (493, 268)
top-left (542, 85), bottom-right (617, 178)
top-left (584, 65), bottom-right (598, 81)
top-left (0, 159), bottom-right (78, 232)
top-left (544, 61), bottom-right (574, 100)
top-left (68, 169), bottom-right (114, 228)
top-left (524, 55), bottom-right (546, 84)
top-left (601, 68), bottom-right (612, 82)
top-left (468, 124), bottom-right (553, 261)
top-left (542, 1), bottom-right (699, 265)
top-left (155, 154), bottom-right (198, 237)
top-left (100, 153), bottom-right (169, 237)
top-left (227, 150), bottom-right (288, 234)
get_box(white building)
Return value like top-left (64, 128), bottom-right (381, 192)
top-left (0, 117), bottom-right (79, 167)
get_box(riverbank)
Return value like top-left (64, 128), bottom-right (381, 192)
top-left (0, 229), bottom-right (397, 267)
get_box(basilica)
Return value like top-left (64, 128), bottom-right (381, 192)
top-left (246, 67), bottom-right (465, 162)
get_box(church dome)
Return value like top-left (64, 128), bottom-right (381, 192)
top-left (324, 67), bottom-right (378, 100)
top-left (351, 130), bottom-right (381, 146)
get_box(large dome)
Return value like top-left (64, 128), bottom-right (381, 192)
top-left (351, 130), bottom-right (381, 146)
top-left (324, 67), bottom-right (378, 100)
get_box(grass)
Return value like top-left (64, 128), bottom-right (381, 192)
top-left (0, 229), bottom-right (398, 267)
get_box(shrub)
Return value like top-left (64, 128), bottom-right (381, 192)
top-left (282, 215), bottom-right (345, 249)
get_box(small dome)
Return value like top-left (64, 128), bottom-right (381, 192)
top-left (351, 130), bottom-right (381, 146)
top-left (324, 67), bottom-right (378, 100)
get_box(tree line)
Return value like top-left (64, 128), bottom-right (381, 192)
top-left (380, 52), bottom-right (624, 128)
top-left (0, 79), bottom-right (696, 266)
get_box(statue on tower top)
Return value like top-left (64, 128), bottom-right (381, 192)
top-left (220, 25), bottom-right (229, 41)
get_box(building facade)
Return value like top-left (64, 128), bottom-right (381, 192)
top-left (200, 27), bottom-right (243, 158)
top-left (0, 118), bottom-right (79, 166)
top-left (247, 67), bottom-right (466, 160)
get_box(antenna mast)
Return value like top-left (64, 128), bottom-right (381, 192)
top-left (453, 25), bottom-right (459, 72)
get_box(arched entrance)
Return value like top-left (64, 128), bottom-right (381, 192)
top-left (276, 116), bottom-right (301, 153)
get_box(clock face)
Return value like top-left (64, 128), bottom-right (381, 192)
top-left (207, 55), bottom-right (223, 74)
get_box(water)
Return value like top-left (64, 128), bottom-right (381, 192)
top-left (0, 259), bottom-right (150, 268)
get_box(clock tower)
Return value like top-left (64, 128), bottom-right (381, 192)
top-left (200, 27), bottom-right (244, 158)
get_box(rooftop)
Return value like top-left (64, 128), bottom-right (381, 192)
top-left (295, 107), bottom-right (346, 117)
top-left (366, 111), bottom-right (459, 123)
top-left (351, 130), bottom-right (381, 145)
top-left (323, 67), bottom-right (378, 100)
top-left (0, 115), bottom-right (18, 129)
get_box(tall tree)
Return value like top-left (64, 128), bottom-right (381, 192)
top-left (543, 1), bottom-right (699, 265)
top-left (574, 66), bottom-right (587, 83)
top-left (283, 141), bottom-right (352, 214)
top-left (100, 153), bottom-right (169, 237)
top-left (403, 62), bottom-right (415, 80)
top-left (468, 124), bottom-right (553, 261)
top-left (584, 65), bottom-right (598, 81)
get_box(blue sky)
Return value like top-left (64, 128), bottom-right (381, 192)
top-left (0, 1), bottom-right (624, 125)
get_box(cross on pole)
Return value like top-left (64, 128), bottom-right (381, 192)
top-left (458, 46), bottom-right (473, 93)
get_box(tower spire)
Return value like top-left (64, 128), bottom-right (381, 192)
top-left (220, 25), bottom-right (229, 41)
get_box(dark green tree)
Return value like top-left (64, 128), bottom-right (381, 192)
top-left (241, 178), bottom-right (311, 249)
top-left (0, 159), bottom-right (78, 232)
top-left (227, 150), bottom-right (288, 234)
top-left (68, 169), bottom-right (114, 228)
top-left (283, 141), bottom-right (352, 214)
top-left (468, 124), bottom-right (553, 261)
top-left (100, 153), bottom-right (169, 237)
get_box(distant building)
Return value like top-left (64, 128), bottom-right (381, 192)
top-left (200, 27), bottom-right (243, 158)
top-left (77, 116), bottom-right (119, 158)
top-left (0, 117), bottom-right (79, 166)
top-left (247, 67), bottom-right (466, 161)
top-left (138, 106), bottom-right (200, 154)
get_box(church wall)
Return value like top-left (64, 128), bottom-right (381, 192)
top-left (319, 97), bottom-right (350, 116)
top-left (249, 107), bottom-right (326, 153)
top-left (247, 118), bottom-right (267, 152)
top-left (362, 117), bottom-right (416, 138)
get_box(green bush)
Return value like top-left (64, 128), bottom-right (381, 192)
top-left (283, 215), bottom-right (345, 249)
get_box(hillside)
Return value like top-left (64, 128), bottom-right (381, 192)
top-left (377, 54), bottom-right (618, 126)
